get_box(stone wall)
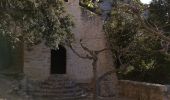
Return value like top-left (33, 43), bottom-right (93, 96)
top-left (0, 34), bottom-right (23, 74)
top-left (65, 0), bottom-right (117, 83)
top-left (24, 43), bottom-right (51, 80)
top-left (118, 80), bottom-right (170, 100)
top-left (23, 0), bottom-right (118, 88)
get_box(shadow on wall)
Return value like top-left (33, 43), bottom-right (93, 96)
top-left (0, 34), bottom-right (23, 75)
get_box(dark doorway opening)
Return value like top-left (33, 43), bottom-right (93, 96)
top-left (51, 45), bottom-right (66, 74)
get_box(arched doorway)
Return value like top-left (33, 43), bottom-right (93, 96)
top-left (51, 45), bottom-right (66, 74)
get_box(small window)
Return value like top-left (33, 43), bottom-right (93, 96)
top-left (64, 0), bottom-right (68, 2)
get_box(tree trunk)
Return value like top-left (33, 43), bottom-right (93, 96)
top-left (92, 59), bottom-right (98, 100)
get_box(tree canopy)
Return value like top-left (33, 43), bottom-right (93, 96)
top-left (104, 0), bottom-right (170, 84)
top-left (0, 0), bottom-right (74, 49)
top-left (149, 0), bottom-right (170, 34)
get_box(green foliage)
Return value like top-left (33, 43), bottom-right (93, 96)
top-left (80, 0), bottom-right (99, 8)
top-left (0, 0), bottom-right (74, 49)
top-left (79, 0), bottom-right (101, 14)
top-left (104, 6), bottom-right (139, 68)
top-left (149, 0), bottom-right (170, 34)
top-left (104, 1), bottom-right (170, 84)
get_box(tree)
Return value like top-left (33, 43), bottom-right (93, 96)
top-left (0, 0), bottom-right (74, 49)
top-left (149, 0), bottom-right (170, 32)
top-left (104, 0), bottom-right (170, 83)
top-left (68, 40), bottom-right (108, 100)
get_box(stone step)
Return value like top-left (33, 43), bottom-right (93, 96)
top-left (46, 75), bottom-right (69, 81)
top-left (33, 95), bottom-right (87, 100)
top-left (44, 78), bottom-right (71, 82)
top-left (40, 81), bottom-right (76, 87)
top-left (27, 75), bottom-right (87, 98)
top-left (39, 85), bottom-right (78, 90)
top-left (55, 95), bottom-right (87, 100)
top-left (28, 87), bottom-right (83, 94)
top-left (29, 90), bottom-right (85, 97)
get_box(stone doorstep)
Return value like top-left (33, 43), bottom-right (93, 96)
top-left (26, 75), bottom-right (87, 99)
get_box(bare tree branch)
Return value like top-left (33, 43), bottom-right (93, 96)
top-left (136, 12), bottom-right (170, 42)
top-left (80, 40), bottom-right (93, 55)
top-left (95, 48), bottom-right (109, 54)
top-left (120, 4), bottom-right (170, 42)
top-left (68, 43), bottom-right (93, 59)
top-left (67, 39), bottom-right (111, 100)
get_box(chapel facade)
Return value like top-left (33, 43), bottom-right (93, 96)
top-left (23, 0), bottom-right (117, 84)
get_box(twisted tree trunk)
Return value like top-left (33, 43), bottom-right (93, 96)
top-left (67, 40), bottom-right (108, 100)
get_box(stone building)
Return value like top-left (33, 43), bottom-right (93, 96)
top-left (2, 1), bottom-right (170, 100)
top-left (0, 0), bottom-right (118, 96)
top-left (23, 0), bottom-right (117, 84)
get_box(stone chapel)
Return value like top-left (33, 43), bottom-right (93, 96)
top-left (0, 1), bottom-right (168, 100)
top-left (0, 0), bottom-right (117, 90)
top-left (0, 0), bottom-right (118, 98)
top-left (23, 0), bottom-right (117, 83)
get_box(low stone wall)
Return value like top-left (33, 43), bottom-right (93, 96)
top-left (118, 80), bottom-right (170, 100)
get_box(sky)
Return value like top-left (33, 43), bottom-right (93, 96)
top-left (140, 0), bottom-right (152, 4)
